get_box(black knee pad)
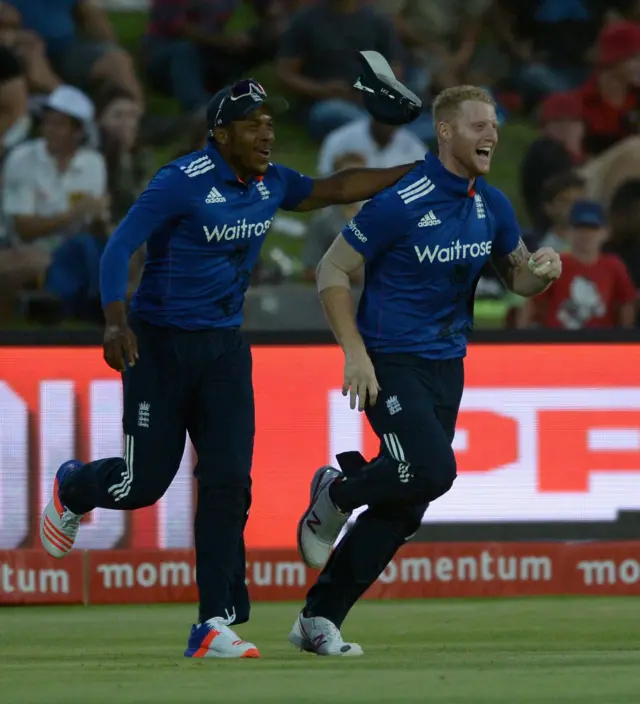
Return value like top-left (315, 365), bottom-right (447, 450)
top-left (336, 451), bottom-right (367, 477)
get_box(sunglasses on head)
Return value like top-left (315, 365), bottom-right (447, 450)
top-left (215, 80), bottom-right (268, 126)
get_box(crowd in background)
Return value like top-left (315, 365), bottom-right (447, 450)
top-left (1, 0), bottom-right (640, 331)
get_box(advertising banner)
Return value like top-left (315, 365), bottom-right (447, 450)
top-left (2, 542), bottom-right (640, 605)
top-left (1, 345), bottom-right (640, 551)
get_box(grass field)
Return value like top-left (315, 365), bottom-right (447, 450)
top-left (2, 599), bottom-right (639, 703)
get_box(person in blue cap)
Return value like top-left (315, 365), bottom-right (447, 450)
top-left (521, 199), bottom-right (636, 329)
top-left (38, 76), bottom-right (422, 659)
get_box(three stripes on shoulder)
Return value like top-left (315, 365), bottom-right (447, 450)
top-left (398, 176), bottom-right (435, 204)
top-left (180, 156), bottom-right (216, 178)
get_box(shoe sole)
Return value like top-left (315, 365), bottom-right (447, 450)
top-left (296, 466), bottom-right (340, 570)
top-left (40, 498), bottom-right (73, 559)
top-left (184, 647), bottom-right (261, 659)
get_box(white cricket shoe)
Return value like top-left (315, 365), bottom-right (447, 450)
top-left (40, 460), bottom-right (85, 558)
top-left (185, 614), bottom-right (260, 659)
top-left (297, 465), bottom-right (350, 570)
top-left (289, 613), bottom-right (363, 656)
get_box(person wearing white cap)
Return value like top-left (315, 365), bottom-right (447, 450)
top-left (1, 84), bottom-right (109, 317)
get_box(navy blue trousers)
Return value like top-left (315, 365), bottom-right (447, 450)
top-left (60, 316), bottom-right (255, 624)
top-left (306, 354), bottom-right (463, 627)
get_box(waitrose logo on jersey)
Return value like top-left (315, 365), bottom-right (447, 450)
top-left (415, 239), bottom-right (492, 264)
top-left (203, 218), bottom-right (273, 243)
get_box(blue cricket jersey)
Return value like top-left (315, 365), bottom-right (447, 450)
top-left (341, 152), bottom-right (520, 359)
top-left (100, 143), bottom-right (314, 329)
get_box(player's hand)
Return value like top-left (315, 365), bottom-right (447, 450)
top-left (103, 322), bottom-right (139, 373)
top-left (342, 348), bottom-right (380, 412)
top-left (528, 247), bottom-right (562, 281)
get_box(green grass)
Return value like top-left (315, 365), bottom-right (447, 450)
top-left (2, 599), bottom-right (639, 702)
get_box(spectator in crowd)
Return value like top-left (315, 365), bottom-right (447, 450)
top-left (276, 0), bottom-right (403, 141)
top-left (520, 92), bottom-right (585, 231)
top-left (5, 0), bottom-right (143, 106)
top-left (527, 172), bottom-right (586, 254)
top-left (0, 43), bottom-right (30, 157)
top-left (317, 116), bottom-right (425, 176)
top-left (519, 200), bottom-right (637, 329)
top-left (606, 0), bottom-right (640, 24)
top-left (575, 20), bottom-right (640, 158)
top-left (605, 178), bottom-right (640, 291)
top-left (95, 88), bottom-right (152, 223)
top-left (0, 5), bottom-right (62, 94)
top-left (2, 85), bottom-right (109, 319)
top-left (378, 0), bottom-right (492, 94)
top-left (301, 151), bottom-right (366, 283)
top-left (492, 0), bottom-right (606, 107)
top-left (0, 206), bottom-right (51, 322)
top-left (535, 172), bottom-right (586, 253)
top-left (143, 0), bottom-right (283, 114)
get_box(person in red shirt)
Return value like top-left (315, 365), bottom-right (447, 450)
top-left (520, 200), bottom-right (637, 329)
top-left (575, 21), bottom-right (640, 157)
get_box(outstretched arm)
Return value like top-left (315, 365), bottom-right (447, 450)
top-left (492, 238), bottom-right (562, 297)
top-left (293, 162), bottom-right (421, 212)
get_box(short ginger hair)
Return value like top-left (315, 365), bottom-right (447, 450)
top-left (432, 85), bottom-right (496, 129)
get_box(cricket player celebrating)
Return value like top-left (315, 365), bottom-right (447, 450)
top-left (293, 85), bottom-right (562, 656)
top-left (39, 63), bottom-right (426, 660)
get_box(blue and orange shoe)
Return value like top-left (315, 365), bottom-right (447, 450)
top-left (40, 460), bottom-right (85, 558)
top-left (184, 617), bottom-right (261, 659)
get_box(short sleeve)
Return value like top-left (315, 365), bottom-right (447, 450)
top-left (487, 187), bottom-right (521, 259)
top-left (2, 147), bottom-right (36, 215)
top-left (612, 255), bottom-right (638, 305)
top-left (341, 190), bottom-right (409, 260)
top-left (273, 164), bottom-right (314, 211)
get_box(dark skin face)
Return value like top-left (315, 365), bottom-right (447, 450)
top-left (214, 106), bottom-right (275, 181)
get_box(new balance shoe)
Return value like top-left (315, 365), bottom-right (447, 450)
top-left (40, 460), bottom-right (85, 558)
top-left (289, 613), bottom-right (363, 656)
top-left (184, 616), bottom-right (260, 659)
top-left (297, 465), bottom-right (349, 570)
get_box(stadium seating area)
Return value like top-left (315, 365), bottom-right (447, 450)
top-left (1, 0), bottom-right (640, 330)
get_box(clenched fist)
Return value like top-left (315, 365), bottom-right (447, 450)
top-left (528, 247), bottom-right (562, 281)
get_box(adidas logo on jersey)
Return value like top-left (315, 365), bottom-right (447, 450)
top-left (180, 155), bottom-right (216, 178)
top-left (205, 187), bottom-right (226, 204)
top-left (418, 211), bottom-right (441, 227)
top-left (398, 176), bottom-right (435, 204)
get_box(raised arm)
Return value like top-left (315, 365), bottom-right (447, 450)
top-left (293, 162), bottom-right (420, 212)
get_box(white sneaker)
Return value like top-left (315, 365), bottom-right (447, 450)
top-left (40, 460), bottom-right (85, 558)
top-left (297, 466), bottom-right (350, 570)
top-left (289, 613), bottom-right (363, 656)
top-left (185, 613), bottom-right (260, 659)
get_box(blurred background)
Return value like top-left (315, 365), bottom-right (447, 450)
top-left (1, 0), bottom-right (640, 333)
